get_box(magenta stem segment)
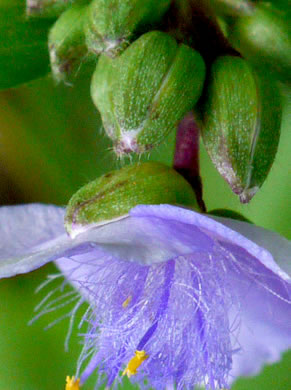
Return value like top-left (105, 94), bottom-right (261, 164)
top-left (174, 111), bottom-right (206, 212)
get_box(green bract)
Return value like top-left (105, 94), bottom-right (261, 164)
top-left (200, 55), bottom-right (282, 203)
top-left (65, 161), bottom-right (199, 236)
top-left (84, 0), bottom-right (171, 57)
top-left (91, 31), bottom-right (206, 156)
top-left (48, 3), bottom-right (89, 82)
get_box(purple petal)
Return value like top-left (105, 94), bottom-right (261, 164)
top-left (0, 204), bottom-right (69, 278)
top-left (208, 217), bottom-right (291, 380)
top-left (130, 205), bottom-right (291, 379)
top-left (223, 240), bottom-right (291, 380)
top-left (54, 204), bottom-right (290, 387)
top-left (60, 213), bottom-right (214, 265)
top-left (131, 205), bottom-right (290, 281)
top-left (212, 216), bottom-right (291, 277)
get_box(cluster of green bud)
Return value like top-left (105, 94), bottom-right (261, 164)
top-left (200, 55), bottom-right (282, 203)
top-left (43, 0), bottom-right (171, 81)
top-left (26, 0), bottom-right (287, 204)
top-left (65, 162), bottom-right (199, 237)
top-left (91, 31), bottom-right (205, 155)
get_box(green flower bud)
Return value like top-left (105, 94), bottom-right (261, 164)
top-left (91, 31), bottom-right (206, 156)
top-left (209, 0), bottom-right (254, 16)
top-left (200, 56), bottom-right (282, 203)
top-left (65, 161), bottom-right (199, 237)
top-left (27, 0), bottom-right (72, 18)
top-left (48, 3), bottom-right (89, 82)
top-left (84, 0), bottom-right (171, 57)
top-left (228, 3), bottom-right (291, 83)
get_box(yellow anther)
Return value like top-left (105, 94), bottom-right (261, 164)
top-left (65, 376), bottom-right (80, 390)
top-left (122, 295), bottom-right (132, 308)
top-left (122, 350), bottom-right (149, 378)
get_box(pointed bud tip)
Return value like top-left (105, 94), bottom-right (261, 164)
top-left (27, 0), bottom-right (70, 18)
top-left (114, 137), bottom-right (153, 156)
top-left (26, 0), bottom-right (41, 16)
top-left (239, 186), bottom-right (259, 204)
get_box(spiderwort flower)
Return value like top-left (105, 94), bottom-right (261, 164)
top-left (0, 203), bottom-right (290, 389)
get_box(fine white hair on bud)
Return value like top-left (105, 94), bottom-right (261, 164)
top-left (91, 31), bottom-right (206, 156)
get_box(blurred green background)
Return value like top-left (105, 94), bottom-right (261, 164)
top-left (0, 67), bottom-right (290, 390)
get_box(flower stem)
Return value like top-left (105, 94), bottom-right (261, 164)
top-left (173, 112), bottom-right (206, 212)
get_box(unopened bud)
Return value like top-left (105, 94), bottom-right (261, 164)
top-left (26, 0), bottom-right (72, 18)
top-left (228, 3), bottom-right (291, 84)
top-left (200, 55), bottom-right (282, 203)
top-left (91, 31), bottom-right (206, 156)
top-left (65, 162), bottom-right (199, 237)
top-left (84, 0), bottom-right (171, 57)
top-left (48, 3), bottom-right (88, 82)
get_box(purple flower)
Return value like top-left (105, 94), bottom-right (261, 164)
top-left (0, 203), bottom-right (290, 389)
